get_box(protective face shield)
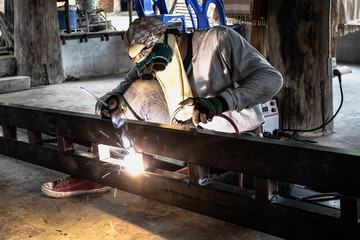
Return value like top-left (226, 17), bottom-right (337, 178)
top-left (136, 40), bottom-right (173, 80)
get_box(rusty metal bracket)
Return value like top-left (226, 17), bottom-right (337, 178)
top-left (1, 102), bottom-right (360, 239)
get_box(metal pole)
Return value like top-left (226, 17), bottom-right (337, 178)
top-left (128, 0), bottom-right (133, 24)
top-left (64, 0), bottom-right (71, 33)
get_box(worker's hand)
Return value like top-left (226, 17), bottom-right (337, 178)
top-left (178, 97), bottom-right (227, 126)
top-left (100, 94), bottom-right (127, 119)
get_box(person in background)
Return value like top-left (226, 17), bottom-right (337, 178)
top-left (41, 17), bottom-right (283, 198)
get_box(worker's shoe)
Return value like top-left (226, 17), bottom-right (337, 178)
top-left (41, 176), bottom-right (111, 198)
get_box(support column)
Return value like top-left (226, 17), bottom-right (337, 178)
top-left (13, 0), bottom-right (64, 86)
top-left (268, 0), bottom-right (333, 135)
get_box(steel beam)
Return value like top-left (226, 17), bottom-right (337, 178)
top-left (0, 136), bottom-right (358, 239)
top-left (1, 102), bottom-right (360, 239)
top-left (1, 103), bottom-right (360, 196)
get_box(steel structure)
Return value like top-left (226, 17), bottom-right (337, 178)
top-left (1, 102), bottom-right (360, 239)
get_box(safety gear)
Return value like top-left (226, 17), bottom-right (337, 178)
top-left (100, 94), bottom-right (127, 119)
top-left (109, 94), bottom-right (127, 115)
top-left (155, 34), bottom-right (193, 122)
top-left (136, 40), bottom-right (173, 80)
top-left (124, 17), bottom-right (191, 123)
top-left (193, 97), bottom-right (228, 120)
top-left (124, 17), bottom-right (181, 63)
top-left (41, 176), bottom-right (111, 198)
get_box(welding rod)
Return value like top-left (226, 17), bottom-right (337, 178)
top-left (80, 87), bottom-right (108, 107)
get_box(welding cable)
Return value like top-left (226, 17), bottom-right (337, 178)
top-left (281, 69), bottom-right (344, 133)
top-left (122, 96), bottom-right (145, 121)
top-left (320, 80), bottom-right (326, 132)
top-left (111, 96), bottom-right (145, 129)
top-left (170, 106), bottom-right (193, 126)
top-left (170, 107), bottom-right (240, 134)
top-left (215, 113), bottom-right (240, 134)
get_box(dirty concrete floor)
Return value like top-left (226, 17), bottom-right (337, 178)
top-left (0, 63), bottom-right (359, 239)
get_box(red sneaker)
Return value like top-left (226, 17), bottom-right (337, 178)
top-left (41, 176), bottom-right (111, 198)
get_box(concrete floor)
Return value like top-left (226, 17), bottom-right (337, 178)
top-left (0, 63), bottom-right (359, 239)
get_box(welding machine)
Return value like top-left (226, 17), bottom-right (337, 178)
top-left (261, 97), bottom-right (280, 133)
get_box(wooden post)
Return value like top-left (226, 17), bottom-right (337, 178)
top-left (268, 0), bottom-right (333, 134)
top-left (13, 0), bottom-right (64, 86)
top-left (4, 0), bottom-right (14, 35)
top-left (250, 25), bottom-right (266, 57)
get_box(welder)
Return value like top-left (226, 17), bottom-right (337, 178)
top-left (41, 17), bottom-right (283, 198)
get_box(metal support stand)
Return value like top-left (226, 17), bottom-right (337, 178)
top-left (78, 8), bottom-right (108, 32)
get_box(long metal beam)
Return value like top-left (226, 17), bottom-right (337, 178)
top-left (1, 103), bottom-right (360, 239)
top-left (0, 136), bottom-right (358, 239)
top-left (1, 103), bottom-right (360, 196)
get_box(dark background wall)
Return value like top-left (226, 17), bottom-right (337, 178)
top-left (336, 31), bottom-right (360, 63)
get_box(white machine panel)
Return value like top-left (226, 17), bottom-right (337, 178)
top-left (261, 98), bottom-right (279, 133)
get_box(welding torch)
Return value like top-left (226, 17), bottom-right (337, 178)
top-left (80, 87), bottom-right (108, 107)
top-left (80, 87), bottom-right (144, 125)
top-left (171, 106), bottom-right (240, 134)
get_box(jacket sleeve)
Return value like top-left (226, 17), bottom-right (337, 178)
top-left (95, 66), bottom-right (139, 115)
top-left (217, 27), bottom-right (283, 112)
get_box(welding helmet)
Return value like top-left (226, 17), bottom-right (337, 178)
top-left (124, 17), bottom-right (182, 80)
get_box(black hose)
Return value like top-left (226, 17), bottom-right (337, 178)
top-left (320, 80), bottom-right (326, 131)
top-left (281, 69), bottom-right (343, 133)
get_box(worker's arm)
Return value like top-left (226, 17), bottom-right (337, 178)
top-left (217, 27), bottom-right (283, 112)
top-left (180, 27), bottom-right (283, 126)
top-left (95, 66), bottom-right (138, 116)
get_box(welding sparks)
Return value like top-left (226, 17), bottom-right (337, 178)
top-left (102, 172), bottom-right (111, 178)
top-left (122, 136), bottom-right (132, 150)
top-left (97, 120), bottom-right (144, 175)
top-left (123, 152), bottom-right (144, 175)
top-left (110, 221), bottom-right (115, 231)
top-left (99, 130), bottom-right (110, 139)
top-left (117, 132), bottom-right (144, 175)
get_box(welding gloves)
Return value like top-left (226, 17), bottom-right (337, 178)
top-left (100, 94), bottom-right (127, 119)
top-left (179, 96), bottom-right (228, 126)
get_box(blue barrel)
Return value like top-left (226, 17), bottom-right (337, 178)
top-left (58, 6), bottom-right (77, 30)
